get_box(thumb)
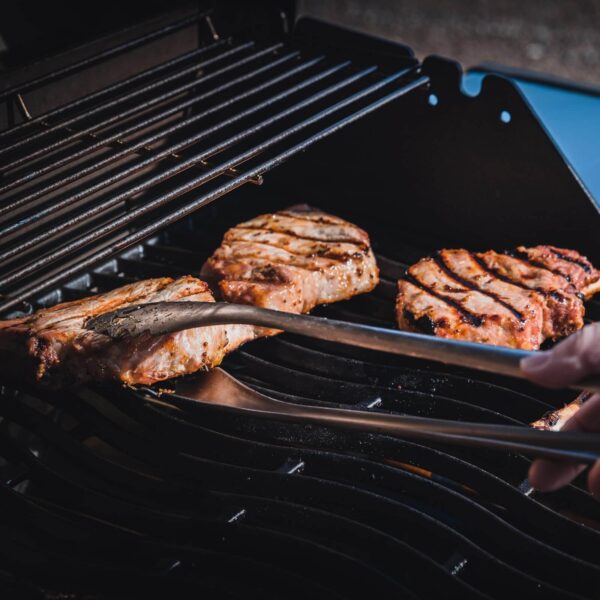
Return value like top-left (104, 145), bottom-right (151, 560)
top-left (529, 393), bottom-right (600, 492)
top-left (521, 323), bottom-right (600, 388)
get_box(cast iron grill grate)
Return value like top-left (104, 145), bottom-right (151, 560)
top-left (1, 207), bottom-right (600, 599)
top-left (0, 9), bottom-right (424, 315)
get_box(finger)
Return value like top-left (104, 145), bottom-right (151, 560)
top-left (587, 461), bottom-right (600, 499)
top-left (521, 322), bottom-right (600, 388)
top-left (528, 394), bottom-right (600, 492)
top-left (528, 459), bottom-right (586, 492)
top-left (562, 393), bottom-right (600, 432)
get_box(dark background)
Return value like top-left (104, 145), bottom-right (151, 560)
top-left (0, 1), bottom-right (174, 68)
top-left (1, 1), bottom-right (599, 85)
top-left (297, 0), bottom-right (600, 84)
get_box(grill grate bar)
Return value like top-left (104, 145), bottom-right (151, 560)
top-left (0, 21), bottom-right (219, 144)
top-left (67, 389), bottom-right (600, 594)
top-left (0, 71), bottom-right (425, 311)
top-left (233, 350), bottom-right (523, 424)
top-left (0, 393), bottom-right (448, 596)
top-left (0, 55), bottom-right (346, 255)
top-left (0, 62), bottom-right (378, 284)
top-left (0, 50), bottom-right (311, 203)
top-left (0, 41), bottom-right (264, 170)
top-left (0, 11), bottom-right (209, 106)
top-left (247, 335), bottom-right (552, 416)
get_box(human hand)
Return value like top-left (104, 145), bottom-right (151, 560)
top-left (521, 323), bottom-right (600, 496)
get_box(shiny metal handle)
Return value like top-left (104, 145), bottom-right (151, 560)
top-left (260, 403), bottom-right (600, 463)
top-left (155, 384), bottom-right (600, 463)
top-left (87, 301), bottom-right (600, 394)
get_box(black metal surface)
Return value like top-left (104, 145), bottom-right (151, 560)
top-left (415, 56), bottom-right (600, 260)
top-left (0, 10), bottom-right (209, 104)
top-left (2, 204), bottom-right (600, 599)
top-left (272, 53), bottom-right (600, 265)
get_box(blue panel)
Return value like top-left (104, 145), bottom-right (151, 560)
top-left (464, 72), bottom-right (600, 206)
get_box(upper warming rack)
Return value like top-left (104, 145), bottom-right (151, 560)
top-left (0, 10), bottom-right (425, 315)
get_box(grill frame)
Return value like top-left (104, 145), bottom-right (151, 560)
top-left (1, 5), bottom-right (600, 599)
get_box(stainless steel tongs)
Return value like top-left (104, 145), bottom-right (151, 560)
top-left (86, 301), bottom-right (600, 463)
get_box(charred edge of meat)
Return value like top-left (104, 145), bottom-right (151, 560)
top-left (434, 251), bottom-right (525, 323)
top-left (532, 407), bottom-right (564, 430)
top-left (509, 249), bottom-right (573, 284)
top-left (549, 248), bottom-right (593, 273)
top-left (402, 308), bottom-right (437, 335)
top-left (401, 273), bottom-right (484, 327)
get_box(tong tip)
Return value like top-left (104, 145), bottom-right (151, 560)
top-left (85, 305), bottom-right (148, 339)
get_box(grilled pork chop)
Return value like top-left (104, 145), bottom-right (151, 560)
top-left (397, 246), bottom-right (597, 350)
top-left (0, 276), bottom-right (258, 386)
top-left (476, 250), bottom-right (584, 339)
top-left (202, 206), bottom-right (379, 312)
top-left (398, 256), bottom-right (543, 349)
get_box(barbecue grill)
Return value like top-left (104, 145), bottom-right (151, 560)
top-left (1, 3), bottom-right (600, 598)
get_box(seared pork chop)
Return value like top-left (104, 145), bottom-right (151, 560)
top-left (397, 256), bottom-right (543, 349)
top-left (476, 250), bottom-right (584, 339)
top-left (202, 206), bottom-right (379, 312)
top-left (0, 276), bottom-right (257, 386)
top-left (397, 245), bottom-right (596, 350)
top-left (516, 245), bottom-right (600, 299)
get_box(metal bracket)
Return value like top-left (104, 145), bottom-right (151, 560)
top-left (15, 94), bottom-right (32, 121)
top-left (205, 14), bottom-right (220, 41)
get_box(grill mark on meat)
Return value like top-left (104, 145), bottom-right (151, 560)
top-left (401, 273), bottom-right (484, 326)
top-left (231, 224), bottom-right (370, 256)
top-left (277, 210), bottom-right (344, 225)
top-left (223, 231), bottom-right (366, 262)
top-left (549, 248), bottom-right (592, 273)
top-left (510, 249), bottom-right (573, 284)
top-left (401, 306), bottom-right (437, 335)
top-left (517, 245), bottom-right (599, 296)
top-left (236, 223), bottom-right (365, 245)
top-left (473, 254), bottom-right (567, 303)
top-left (435, 251), bottom-right (525, 322)
top-left (213, 255), bottom-right (324, 273)
top-left (472, 253), bottom-right (545, 293)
